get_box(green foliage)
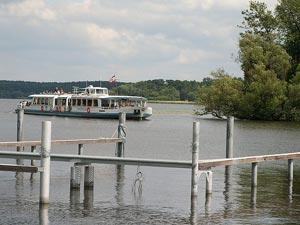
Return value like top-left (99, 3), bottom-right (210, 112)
top-left (114, 79), bottom-right (202, 101)
top-left (196, 1), bottom-right (300, 121)
top-left (197, 76), bottom-right (244, 118)
top-left (239, 33), bottom-right (291, 82)
top-left (239, 1), bottom-right (278, 37)
top-left (0, 79), bottom-right (203, 102)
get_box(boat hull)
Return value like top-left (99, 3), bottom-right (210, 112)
top-left (22, 109), bottom-right (152, 120)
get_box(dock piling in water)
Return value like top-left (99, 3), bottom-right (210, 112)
top-left (40, 121), bottom-right (51, 204)
top-left (226, 116), bottom-right (234, 158)
top-left (116, 112), bottom-right (126, 157)
top-left (191, 122), bottom-right (200, 197)
top-left (16, 109), bottom-right (24, 167)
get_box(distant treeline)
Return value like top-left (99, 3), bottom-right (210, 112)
top-left (0, 79), bottom-right (212, 101)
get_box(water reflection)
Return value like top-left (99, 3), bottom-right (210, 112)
top-left (288, 180), bottom-right (293, 203)
top-left (250, 186), bottom-right (257, 210)
top-left (39, 204), bottom-right (49, 225)
top-left (223, 166), bottom-right (232, 218)
top-left (70, 189), bottom-right (81, 209)
top-left (190, 196), bottom-right (198, 225)
top-left (83, 187), bottom-right (94, 214)
top-left (115, 165), bottom-right (125, 206)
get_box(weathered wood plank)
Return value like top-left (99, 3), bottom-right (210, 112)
top-left (0, 164), bottom-right (39, 173)
top-left (0, 138), bottom-right (123, 147)
top-left (199, 152), bottom-right (300, 169)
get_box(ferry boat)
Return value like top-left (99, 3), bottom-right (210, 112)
top-left (17, 85), bottom-right (152, 120)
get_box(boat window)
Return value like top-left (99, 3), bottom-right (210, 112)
top-left (82, 99), bottom-right (86, 106)
top-left (45, 98), bottom-right (48, 105)
top-left (87, 99), bottom-right (92, 106)
top-left (77, 99), bottom-right (81, 106)
top-left (62, 99), bottom-right (66, 106)
top-left (33, 98), bottom-right (38, 104)
top-left (72, 99), bottom-right (76, 106)
top-left (101, 99), bottom-right (109, 108)
top-left (93, 99), bottom-right (98, 107)
top-left (55, 99), bottom-right (58, 105)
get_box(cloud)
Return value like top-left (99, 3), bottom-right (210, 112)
top-left (4, 0), bottom-right (56, 21)
top-left (0, 0), bottom-right (278, 82)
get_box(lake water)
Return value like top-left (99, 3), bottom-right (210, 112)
top-left (0, 99), bottom-right (300, 224)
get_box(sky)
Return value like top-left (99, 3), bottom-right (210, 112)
top-left (0, 0), bottom-right (278, 83)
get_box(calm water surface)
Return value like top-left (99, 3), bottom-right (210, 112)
top-left (0, 99), bottom-right (300, 224)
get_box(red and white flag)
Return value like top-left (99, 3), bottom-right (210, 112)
top-left (109, 75), bottom-right (117, 83)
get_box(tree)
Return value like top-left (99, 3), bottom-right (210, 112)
top-left (276, 0), bottom-right (300, 79)
top-left (241, 64), bottom-right (287, 120)
top-left (197, 72), bottom-right (244, 118)
top-left (239, 33), bottom-right (291, 82)
top-left (239, 1), bottom-right (278, 38)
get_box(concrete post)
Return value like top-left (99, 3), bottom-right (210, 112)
top-left (116, 112), bottom-right (126, 157)
top-left (226, 116), bottom-right (234, 158)
top-left (191, 122), bottom-right (200, 197)
top-left (251, 162), bottom-right (258, 187)
top-left (40, 121), bottom-right (51, 204)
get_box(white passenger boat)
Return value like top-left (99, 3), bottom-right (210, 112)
top-left (17, 85), bottom-right (152, 120)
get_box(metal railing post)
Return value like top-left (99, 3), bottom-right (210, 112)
top-left (191, 122), bottom-right (200, 197)
top-left (40, 121), bottom-right (51, 204)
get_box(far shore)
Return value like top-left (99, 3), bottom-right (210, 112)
top-left (148, 100), bottom-right (195, 105)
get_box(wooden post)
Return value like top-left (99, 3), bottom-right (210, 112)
top-left (191, 122), bottom-right (200, 197)
top-left (116, 112), bottom-right (126, 157)
top-left (226, 116), bottom-right (234, 158)
top-left (251, 162), bottom-right (258, 187)
top-left (288, 159), bottom-right (293, 181)
top-left (40, 121), bottom-right (51, 204)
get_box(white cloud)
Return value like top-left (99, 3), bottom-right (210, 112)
top-left (0, 0), bottom-right (278, 82)
top-left (6, 0), bottom-right (56, 21)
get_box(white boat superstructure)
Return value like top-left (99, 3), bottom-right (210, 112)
top-left (18, 85), bottom-right (152, 120)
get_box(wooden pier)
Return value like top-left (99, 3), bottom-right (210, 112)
top-left (0, 110), bottom-right (298, 207)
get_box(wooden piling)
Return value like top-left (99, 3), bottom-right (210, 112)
top-left (40, 121), bottom-right (51, 204)
top-left (226, 116), bottom-right (234, 158)
top-left (191, 122), bottom-right (200, 197)
top-left (116, 112), bottom-right (126, 157)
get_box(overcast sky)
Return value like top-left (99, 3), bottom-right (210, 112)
top-left (0, 0), bottom-right (277, 83)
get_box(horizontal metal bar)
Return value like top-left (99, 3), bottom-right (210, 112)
top-left (0, 138), bottom-right (124, 147)
top-left (199, 152), bottom-right (300, 169)
top-left (0, 151), bottom-right (192, 169)
top-left (0, 164), bottom-right (40, 173)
